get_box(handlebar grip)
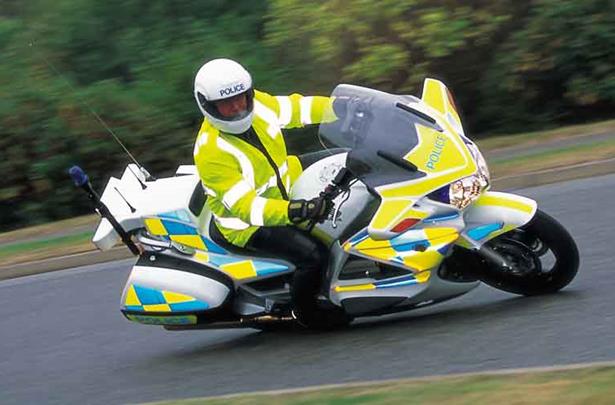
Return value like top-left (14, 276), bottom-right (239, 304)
top-left (332, 167), bottom-right (354, 187)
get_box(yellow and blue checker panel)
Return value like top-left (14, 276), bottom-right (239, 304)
top-left (144, 212), bottom-right (226, 254)
top-left (466, 223), bottom-right (504, 241)
top-left (334, 272), bottom-right (431, 293)
top-left (342, 223), bottom-right (460, 289)
top-left (144, 212), bottom-right (290, 281)
top-left (337, 225), bottom-right (459, 293)
top-left (124, 283), bottom-right (209, 313)
top-left (192, 251), bottom-right (289, 280)
top-left (346, 224), bottom-right (458, 262)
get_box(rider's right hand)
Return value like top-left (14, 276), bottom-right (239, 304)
top-left (288, 196), bottom-right (332, 224)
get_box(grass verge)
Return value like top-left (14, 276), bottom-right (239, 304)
top-left (149, 365), bottom-right (615, 405)
top-left (0, 214), bottom-right (98, 245)
top-left (477, 119), bottom-right (615, 150)
top-left (0, 143), bottom-right (609, 267)
top-left (0, 231), bottom-right (94, 266)
top-left (489, 138), bottom-right (615, 178)
top-left (1, 119), bottom-right (614, 267)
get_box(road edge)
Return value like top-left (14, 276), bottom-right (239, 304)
top-left (1, 158), bottom-right (614, 281)
top-left (169, 360), bottom-right (615, 403)
top-left (0, 247), bottom-right (134, 281)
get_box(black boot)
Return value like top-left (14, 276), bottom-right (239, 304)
top-left (291, 268), bottom-right (351, 330)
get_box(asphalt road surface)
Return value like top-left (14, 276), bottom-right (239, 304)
top-left (2, 174), bottom-right (615, 405)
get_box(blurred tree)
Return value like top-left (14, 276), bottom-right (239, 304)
top-left (2, 0), bottom-right (615, 230)
top-left (265, 0), bottom-right (526, 131)
top-left (479, 0), bottom-right (615, 132)
top-left (0, 0), bottom-right (278, 230)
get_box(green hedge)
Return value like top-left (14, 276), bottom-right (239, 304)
top-left (1, 0), bottom-right (614, 230)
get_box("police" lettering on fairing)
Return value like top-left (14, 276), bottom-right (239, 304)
top-left (219, 83), bottom-right (245, 97)
top-left (426, 134), bottom-right (447, 171)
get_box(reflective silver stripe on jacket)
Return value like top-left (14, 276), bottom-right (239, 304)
top-left (255, 161), bottom-right (288, 195)
top-left (256, 175), bottom-right (277, 196)
top-left (202, 183), bottom-right (217, 197)
top-left (300, 96), bottom-right (314, 125)
top-left (222, 179), bottom-right (252, 209)
top-left (254, 100), bottom-right (280, 138)
top-left (279, 161), bottom-right (288, 176)
top-left (214, 215), bottom-right (251, 230)
top-left (250, 197), bottom-right (267, 226)
top-left (216, 137), bottom-right (255, 188)
top-left (193, 131), bottom-right (209, 156)
top-left (276, 96), bottom-right (292, 127)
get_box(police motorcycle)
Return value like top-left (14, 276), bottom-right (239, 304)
top-left (71, 79), bottom-right (579, 330)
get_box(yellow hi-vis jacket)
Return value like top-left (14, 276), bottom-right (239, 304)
top-left (193, 90), bottom-right (336, 247)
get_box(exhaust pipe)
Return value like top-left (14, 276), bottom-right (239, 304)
top-left (163, 314), bottom-right (295, 331)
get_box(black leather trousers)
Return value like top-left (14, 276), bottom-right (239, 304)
top-left (246, 226), bottom-right (328, 319)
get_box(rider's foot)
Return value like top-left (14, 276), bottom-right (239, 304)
top-left (315, 294), bottom-right (338, 309)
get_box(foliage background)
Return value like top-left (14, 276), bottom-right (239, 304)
top-left (1, 0), bottom-right (614, 230)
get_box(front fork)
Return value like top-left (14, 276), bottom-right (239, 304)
top-left (457, 190), bottom-right (538, 271)
top-left (476, 245), bottom-right (515, 270)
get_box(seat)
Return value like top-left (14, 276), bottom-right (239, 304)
top-left (208, 219), bottom-right (274, 259)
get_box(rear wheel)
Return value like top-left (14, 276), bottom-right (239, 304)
top-left (477, 209), bottom-right (579, 296)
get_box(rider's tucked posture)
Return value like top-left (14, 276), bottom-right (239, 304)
top-left (192, 58), bottom-right (337, 325)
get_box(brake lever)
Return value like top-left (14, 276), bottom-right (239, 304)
top-left (306, 168), bottom-right (356, 232)
top-left (306, 185), bottom-right (341, 233)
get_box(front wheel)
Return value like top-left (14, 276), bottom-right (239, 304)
top-left (477, 209), bottom-right (579, 296)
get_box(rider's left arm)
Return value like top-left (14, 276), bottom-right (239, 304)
top-left (255, 90), bottom-right (337, 130)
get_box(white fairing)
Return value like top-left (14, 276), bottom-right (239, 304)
top-left (93, 164), bottom-right (201, 250)
top-left (122, 265), bottom-right (230, 310)
top-left (291, 152), bottom-right (348, 200)
top-left (291, 152), bottom-right (377, 243)
top-left (175, 165), bottom-right (199, 176)
top-left (462, 191), bottom-right (538, 247)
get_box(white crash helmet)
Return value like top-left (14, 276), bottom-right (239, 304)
top-left (194, 58), bottom-right (255, 134)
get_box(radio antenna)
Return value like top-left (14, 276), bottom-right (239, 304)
top-left (28, 40), bottom-right (154, 183)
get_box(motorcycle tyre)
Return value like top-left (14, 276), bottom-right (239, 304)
top-left (478, 209), bottom-right (579, 296)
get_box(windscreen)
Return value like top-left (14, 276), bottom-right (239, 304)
top-left (319, 84), bottom-right (427, 189)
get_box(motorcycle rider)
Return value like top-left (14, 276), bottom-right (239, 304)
top-left (192, 58), bottom-right (340, 327)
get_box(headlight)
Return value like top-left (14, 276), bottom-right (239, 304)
top-left (449, 174), bottom-right (488, 210)
top-left (427, 143), bottom-right (490, 210)
top-left (467, 141), bottom-right (491, 186)
top-left (448, 142), bottom-right (490, 209)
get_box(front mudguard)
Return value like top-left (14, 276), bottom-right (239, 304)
top-left (457, 191), bottom-right (538, 249)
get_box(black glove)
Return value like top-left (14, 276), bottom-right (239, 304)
top-left (288, 196), bottom-right (333, 224)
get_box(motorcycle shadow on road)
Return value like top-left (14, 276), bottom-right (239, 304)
top-left (151, 287), bottom-right (583, 363)
top-left (348, 288), bottom-right (583, 331)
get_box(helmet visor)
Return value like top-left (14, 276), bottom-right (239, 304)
top-left (214, 94), bottom-right (249, 120)
top-left (198, 89), bottom-right (254, 122)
